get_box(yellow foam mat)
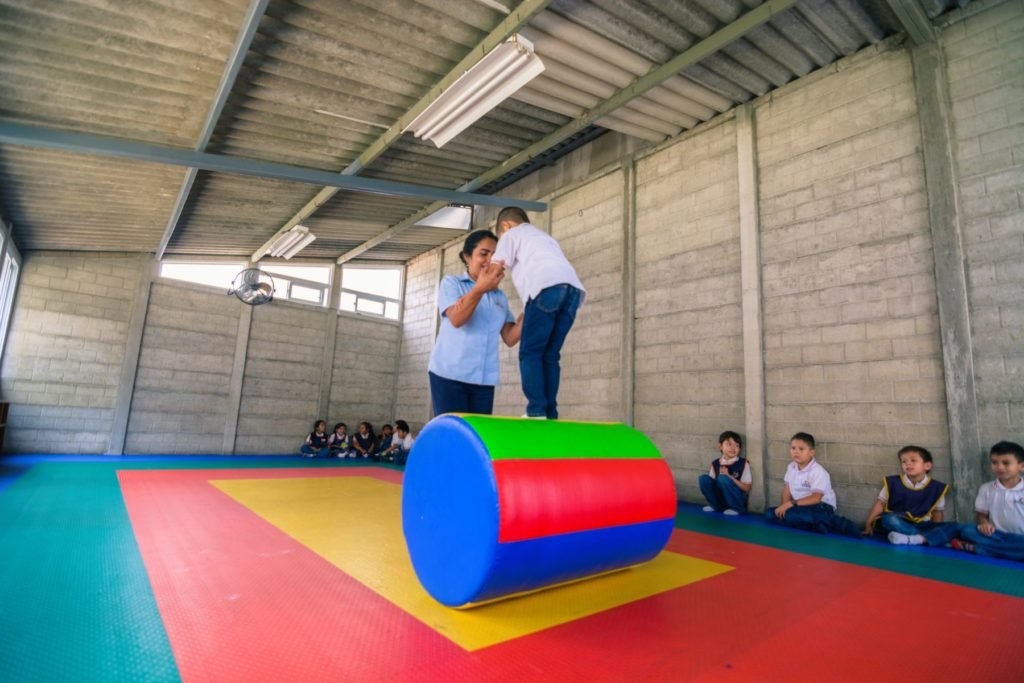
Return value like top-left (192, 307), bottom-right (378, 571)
top-left (212, 476), bottom-right (733, 651)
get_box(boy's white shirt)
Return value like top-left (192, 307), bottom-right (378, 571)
top-left (708, 455), bottom-right (752, 484)
top-left (784, 458), bottom-right (837, 508)
top-left (877, 473), bottom-right (945, 514)
top-left (492, 222), bottom-right (585, 305)
top-left (392, 433), bottom-right (414, 450)
top-left (975, 478), bottom-right (1024, 534)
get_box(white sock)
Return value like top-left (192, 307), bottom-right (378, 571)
top-left (888, 532), bottom-right (925, 545)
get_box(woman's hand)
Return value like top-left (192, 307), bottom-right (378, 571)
top-left (474, 261), bottom-right (504, 292)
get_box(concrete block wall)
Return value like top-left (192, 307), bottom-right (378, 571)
top-left (329, 314), bottom-right (401, 430)
top-left (944, 0), bottom-right (1024, 449)
top-left (1, 253), bottom-right (142, 453)
top-left (125, 283), bottom-right (239, 454)
top-left (395, 252), bottom-right (440, 432)
top-left (634, 120), bottom-right (744, 499)
top-left (233, 304), bottom-right (327, 454)
top-left (755, 47), bottom-right (949, 520)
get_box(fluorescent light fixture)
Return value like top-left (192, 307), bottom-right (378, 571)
top-left (281, 231), bottom-right (317, 259)
top-left (268, 225), bottom-right (316, 259)
top-left (407, 35), bottom-right (544, 148)
top-left (414, 204), bottom-right (474, 230)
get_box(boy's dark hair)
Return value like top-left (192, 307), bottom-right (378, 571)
top-left (897, 445), bottom-right (933, 463)
top-left (333, 422), bottom-right (347, 432)
top-left (496, 206), bottom-right (529, 227)
top-left (395, 419), bottom-right (410, 433)
top-left (990, 441), bottom-right (1024, 463)
top-left (460, 229), bottom-right (498, 266)
top-left (791, 432), bottom-right (816, 448)
top-left (718, 431), bottom-right (742, 447)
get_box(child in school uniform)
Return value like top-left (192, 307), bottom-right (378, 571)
top-left (763, 432), bottom-right (859, 537)
top-left (329, 422), bottom-right (352, 458)
top-left (492, 206), bottom-right (585, 420)
top-left (371, 424), bottom-right (394, 461)
top-left (300, 420), bottom-right (331, 458)
top-left (862, 445), bottom-right (958, 546)
top-left (380, 419), bottom-right (415, 466)
top-left (698, 431), bottom-right (752, 515)
top-left (351, 421), bottom-right (376, 459)
top-left (952, 441), bottom-right (1024, 561)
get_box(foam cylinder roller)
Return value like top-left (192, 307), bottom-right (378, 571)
top-left (401, 415), bottom-right (677, 608)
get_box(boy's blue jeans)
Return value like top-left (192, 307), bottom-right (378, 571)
top-left (960, 525), bottom-right (1024, 561)
top-left (763, 502), bottom-right (860, 537)
top-left (879, 513), bottom-right (959, 546)
top-left (520, 284), bottom-right (582, 419)
top-left (698, 474), bottom-right (747, 512)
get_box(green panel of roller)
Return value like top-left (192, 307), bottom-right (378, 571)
top-left (458, 415), bottom-right (662, 460)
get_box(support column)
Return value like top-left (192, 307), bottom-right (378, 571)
top-left (620, 159), bottom-right (637, 425)
top-left (736, 104), bottom-right (768, 512)
top-left (390, 264), bottom-right (408, 422)
top-left (317, 264), bottom-right (343, 421)
top-left (108, 255), bottom-right (157, 455)
top-left (911, 42), bottom-right (983, 520)
top-left (222, 302), bottom-right (252, 454)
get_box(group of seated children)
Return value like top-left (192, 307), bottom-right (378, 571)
top-left (698, 431), bottom-right (1024, 562)
top-left (300, 419), bottom-right (415, 465)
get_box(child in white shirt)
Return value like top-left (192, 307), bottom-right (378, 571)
top-left (953, 441), bottom-right (1024, 561)
top-left (381, 419), bottom-right (415, 466)
top-left (492, 207), bottom-right (585, 420)
top-left (763, 432), bottom-right (859, 537)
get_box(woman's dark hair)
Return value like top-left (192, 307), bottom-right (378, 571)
top-left (313, 419), bottom-right (326, 431)
top-left (395, 419), bottom-right (410, 433)
top-left (333, 422), bottom-right (347, 433)
top-left (460, 229), bottom-right (498, 266)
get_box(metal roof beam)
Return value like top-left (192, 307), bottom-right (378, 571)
top-left (253, 0), bottom-right (554, 261)
top-left (156, 0), bottom-right (271, 260)
top-left (337, 0), bottom-right (798, 264)
top-left (884, 0), bottom-right (937, 45)
top-left (0, 122), bottom-right (546, 212)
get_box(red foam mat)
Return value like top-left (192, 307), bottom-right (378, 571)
top-left (119, 468), bottom-right (1024, 682)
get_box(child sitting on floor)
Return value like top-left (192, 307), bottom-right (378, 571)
top-left (763, 432), bottom-right (859, 537)
top-left (380, 419), bottom-right (415, 465)
top-left (698, 431), bottom-right (751, 515)
top-left (862, 445), bottom-right (958, 546)
top-left (952, 441), bottom-right (1024, 561)
top-left (351, 421), bottom-right (376, 459)
top-left (300, 419), bottom-right (330, 458)
top-left (371, 424), bottom-right (394, 461)
top-left (329, 422), bottom-right (352, 458)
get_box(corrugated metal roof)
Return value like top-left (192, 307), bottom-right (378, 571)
top-left (0, 0), bottom-right (975, 261)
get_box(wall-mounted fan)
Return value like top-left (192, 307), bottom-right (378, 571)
top-left (227, 268), bottom-right (275, 306)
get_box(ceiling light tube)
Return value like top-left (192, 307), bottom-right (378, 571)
top-left (268, 229), bottom-right (304, 257)
top-left (407, 36), bottom-right (544, 148)
top-left (281, 232), bottom-right (317, 259)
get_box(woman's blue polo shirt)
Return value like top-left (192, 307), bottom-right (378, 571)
top-left (428, 273), bottom-right (514, 386)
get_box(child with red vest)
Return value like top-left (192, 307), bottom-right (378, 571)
top-left (862, 445), bottom-right (958, 546)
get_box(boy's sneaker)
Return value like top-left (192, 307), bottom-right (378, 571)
top-left (950, 539), bottom-right (975, 553)
top-left (888, 531), bottom-right (925, 545)
top-left (723, 509), bottom-right (740, 516)
top-left (701, 505), bottom-right (715, 512)
top-left (521, 414), bottom-right (547, 419)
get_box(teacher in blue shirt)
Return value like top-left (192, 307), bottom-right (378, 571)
top-left (428, 230), bottom-right (522, 416)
